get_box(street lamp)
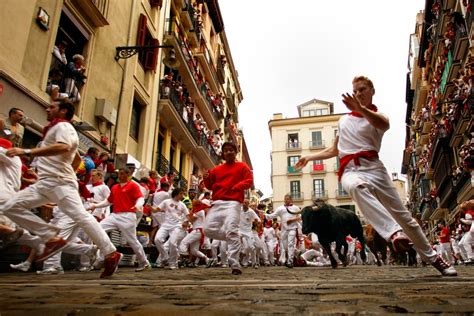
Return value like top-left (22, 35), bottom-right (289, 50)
top-left (115, 45), bottom-right (180, 69)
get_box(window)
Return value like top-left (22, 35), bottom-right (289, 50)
top-left (290, 181), bottom-right (301, 199)
top-left (137, 14), bottom-right (159, 71)
top-left (130, 99), bottom-right (142, 140)
top-left (303, 109), bottom-right (328, 117)
top-left (337, 182), bottom-right (348, 196)
top-left (311, 131), bottom-right (323, 147)
top-left (287, 156), bottom-right (300, 173)
top-left (313, 179), bottom-right (325, 198)
top-left (312, 160), bottom-right (325, 171)
top-left (288, 133), bottom-right (299, 148)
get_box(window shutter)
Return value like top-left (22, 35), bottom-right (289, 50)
top-left (144, 38), bottom-right (159, 71)
top-left (137, 14), bottom-right (147, 46)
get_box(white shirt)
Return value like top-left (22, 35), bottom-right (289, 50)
top-left (151, 190), bottom-right (170, 226)
top-left (191, 210), bottom-right (205, 229)
top-left (264, 227), bottom-right (277, 243)
top-left (0, 147), bottom-right (22, 196)
top-left (266, 205), bottom-right (301, 230)
top-left (37, 122), bottom-right (78, 181)
top-left (239, 208), bottom-right (260, 233)
top-left (337, 114), bottom-right (388, 157)
top-left (86, 183), bottom-right (110, 219)
top-left (158, 198), bottom-right (189, 228)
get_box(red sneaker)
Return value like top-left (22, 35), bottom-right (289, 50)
top-left (390, 231), bottom-right (413, 253)
top-left (100, 251), bottom-right (123, 278)
top-left (35, 238), bottom-right (68, 262)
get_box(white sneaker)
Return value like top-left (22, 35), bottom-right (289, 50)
top-left (10, 261), bottom-right (31, 272)
top-left (85, 245), bottom-right (98, 266)
top-left (135, 262), bottom-right (151, 272)
top-left (36, 267), bottom-right (64, 275)
top-left (78, 266), bottom-right (93, 272)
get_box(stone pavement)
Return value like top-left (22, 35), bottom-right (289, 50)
top-left (0, 265), bottom-right (474, 315)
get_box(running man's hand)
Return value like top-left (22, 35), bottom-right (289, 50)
top-left (342, 93), bottom-right (363, 112)
top-left (294, 157), bottom-right (309, 169)
top-left (87, 204), bottom-right (97, 211)
top-left (203, 170), bottom-right (210, 179)
top-left (5, 148), bottom-right (26, 157)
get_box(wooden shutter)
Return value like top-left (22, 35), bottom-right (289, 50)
top-left (144, 38), bottom-right (159, 71)
top-left (137, 14), bottom-right (147, 46)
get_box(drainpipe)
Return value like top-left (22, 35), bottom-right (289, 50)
top-left (111, 0), bottom-right (136, 158)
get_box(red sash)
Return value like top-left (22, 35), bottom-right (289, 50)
top-left (337, 150), bottom-right (379, 181)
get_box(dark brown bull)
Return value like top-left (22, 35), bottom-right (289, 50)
top-left (363, 224), bottom-right (388, 266)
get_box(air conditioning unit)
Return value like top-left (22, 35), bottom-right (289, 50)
top-left (95, 99), bottom-right (117, 125)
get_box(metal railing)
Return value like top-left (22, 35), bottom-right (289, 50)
top-left (335, 189), bottom-right (350, 198)
top-left (311, 163), bottom-right (326, 173)
top-left (286, 142), bottom-right (302, 150)
top-left (309, 140), bottom-right (325, 148)
top-left (200, 83), bottom-right (224, 121)
top-left (287, 166), bottom-right (302, 174)
top-left (290, 191), bottom-right (304, 201)
top-left (155, 154), bottom-right (169, 177)
top-left (311, 190), bottom-right (328, 200)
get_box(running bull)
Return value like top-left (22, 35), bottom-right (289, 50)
top-left (302, 200), bottom-right (367, 268)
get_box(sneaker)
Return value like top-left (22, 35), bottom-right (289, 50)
top-left (100, 251), bottom-right (123, 278)
top-left (35, 238), bottom-right (68, 262)
top-left (155, 262), bottom-right (165, 268)
top-left (253, 264), bottom-right (259, 269)
top-left (464, 259), bottom-right (474, 265)
top-left (432, 255), bottom-right (458, 276)
top-left (135, 262), bottom-right (151, 272)
top-left (78, 266), bottom-right (93, 272)
top-left (206, 258), bottom-right (217, 268)
top-left (221, 264), bottom-right (229, 268)
top-left (390, 231), bottom-right (413, 253)
top-left (169, 265), bottom-right (178, 270)
top-left (285, 262), bottom-right (294, 268)
top-left (36, 267), bottom-right (64, 275)
top-left (231, 268), bottom-right (242, 275)
top-left (10, 261), bottom-right (31, 272)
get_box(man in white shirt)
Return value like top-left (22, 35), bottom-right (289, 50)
top-left (265, 194), bottom-right (302, 268)
top-left (154, 187), bottom-right (189, 269)
top-left (4, 99), bottom-right (122, 278)
top-left (295, 76), bottom-right (456, 276)
top-left (239, 199), bottom-right (260, 268)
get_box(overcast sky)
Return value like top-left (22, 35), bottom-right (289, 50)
top-left (219, 1), bottom-right (425, 197)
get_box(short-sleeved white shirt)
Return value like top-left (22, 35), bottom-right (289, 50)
top-left (239, 209), bottom-right (260, 233)
top-left (151, 190), bottom-right (170, 226)
top-left (337, 114), bottom-right (388, 157)
top-left (158, 198), bottom-right (189, 228)
top-left (0, 147), bottom-right (22, 196)
top-left (37, 122), bottom-right (78, 181)
top-left (191, 210), bottom-right (205, 229)
top-left (266, 205), bottom-right (301, 230)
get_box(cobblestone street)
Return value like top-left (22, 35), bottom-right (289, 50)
top-left (0, 265), bottom-right (473, 315)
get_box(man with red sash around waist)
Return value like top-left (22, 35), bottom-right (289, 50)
top-left (296, 76), bottom-right (457, 276)
top-left (203, 142), bottom-right (253, 275)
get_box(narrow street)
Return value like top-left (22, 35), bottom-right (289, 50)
top-left (1, 265), bottom-right (473, 315)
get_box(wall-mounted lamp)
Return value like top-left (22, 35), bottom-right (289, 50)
top-left (115, 44), bottom-right (173, 61)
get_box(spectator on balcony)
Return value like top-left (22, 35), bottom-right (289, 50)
top-left (160, 171), bottom-right (176, 186)
top-left (295, 75), bottom-right (457, 276)
top-left (0, 107), bottom-right (25, 148)
top-left (162, 72), bottom-right (174, 97)
top-left (53, 40), bottom-right (68, 65)
top-left (190, 170), bottom-right (201, 191)
top-left (64, 54), bottom-right (87, 103)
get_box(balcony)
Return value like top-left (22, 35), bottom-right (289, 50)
top-left (156, 153), bottom-right (189, 191)
top-left (311, 190), bottom-right (328, 201)
top-left (72, 0), bottom-right (109, 27)
top-left (290, 191), bottom-right (304, 202)
top-left (195, 44), bottom-right (221, 93)
top-left (452, 22), bottom-right (469, 62)
top-left (309, 140), bottom-right (325, 150)
top-left (159, 84), bottom-right (220, 169)
top-left (286, 142), bottom-right (302, 151)
top-left (216, 56), bottom-right (226, 85)
top-left (287, 166), bottom-right (302, 175)
top-left (163, 25), bottom-right (219, 131)
top-left (180, 0), bottom-right (200, 47)
top-left (335, 189), bottom-right (351, 200)
top-left (199, 83), bottom-right (224, 122)
top-left (310, 164), bottom-right (326, 174)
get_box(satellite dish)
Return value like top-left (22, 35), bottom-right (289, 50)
top-left (163, 49), bottom-right (180, 69)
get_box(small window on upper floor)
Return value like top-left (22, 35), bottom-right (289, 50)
top-left (137, 14), bottom-right (159, 71)
top-left (130, 99), bottom-right (143, 140)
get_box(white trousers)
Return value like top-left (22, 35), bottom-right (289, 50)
top-left (341, 162), bottom-right (437, 263)
top-left (438, 242), bottom-right (455, 264)
top-left (2, 178), bottom-right (116, 256)
top-left (266, 239), bottom-right (277, 264)
top-left (211, 239), bottom-right (228, 264)
top-left (203, 200), bottom-right (241, 269)
top-left (101, 212), bottom-right (147, 265)
top-left (240, 233), bottom-right (256, 266)
top-left (280, 228), bottom-right (297, 264)
top-left (459, 225), bottom-right (474, 260)
top-left (155, 224), bottom-right (186, 267)
top-left (179, 229), bottom-right (208, 260)
top-left (43, 211), bottom-right (95, 269)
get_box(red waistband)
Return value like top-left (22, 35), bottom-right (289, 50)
top-left (337, 150), bottom-right (378, 181)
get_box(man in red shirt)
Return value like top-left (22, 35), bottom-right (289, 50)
top-left (203, 142), bottom-right (253, 275)
top-left (437, 222), bottom-right (454, 265)
top-left (89, 167), bottom-right (150, 272)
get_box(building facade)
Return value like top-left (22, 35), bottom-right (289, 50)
top-left (268, 99), bottom-right (361, 218)
top-left (0, 0), bottom-right (251, 190)
top-left (403, 0), bottom-right (473, 241)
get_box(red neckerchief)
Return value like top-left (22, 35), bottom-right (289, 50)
top-left (92, 182), bottom-right (104, 187)
top-left (349, 104), bottom-right (378, 117)
top-left (43, 118), bottom-right (70, 138)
